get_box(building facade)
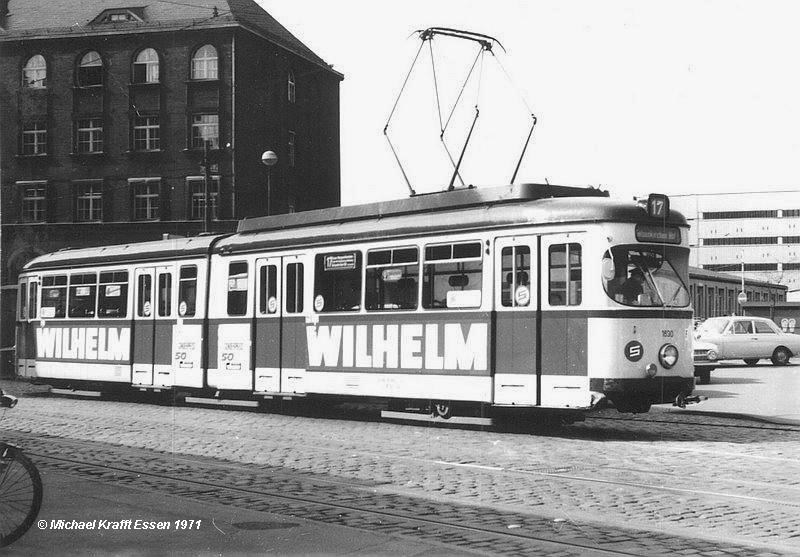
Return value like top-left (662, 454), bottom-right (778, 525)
top-left (688, 266), bottom-right (786, 321)
top-left (671, 191), bottom-right (800, 296)
top-left (0, 0), bottom-right (342, 372)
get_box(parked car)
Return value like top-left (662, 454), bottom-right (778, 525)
top-left (693, 316), bottom-right (800, 384)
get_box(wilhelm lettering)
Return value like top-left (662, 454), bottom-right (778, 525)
top-left (36, 327), bottom-right (130, 361)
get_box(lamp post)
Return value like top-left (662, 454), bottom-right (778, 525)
top-left (261, 150), bottom-right (278, 216)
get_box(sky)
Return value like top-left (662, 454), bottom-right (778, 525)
top-left (257, 0), bottom-right (800, 205)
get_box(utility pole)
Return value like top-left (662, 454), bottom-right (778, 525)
top-left (203, 140), bottom-right (212, 233)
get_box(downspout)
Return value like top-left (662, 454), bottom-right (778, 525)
top-left (230, 32), bottom-right (236, 220)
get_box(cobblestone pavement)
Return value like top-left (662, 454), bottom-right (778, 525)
top-left (1, 380), bottom-right (799, 555)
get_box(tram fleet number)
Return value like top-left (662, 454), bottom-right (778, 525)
top-left (662, 330), bottom-right (674, 338)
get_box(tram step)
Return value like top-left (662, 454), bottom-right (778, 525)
top-left (50, 388), bottom-right (102, 398)
top-left (184, 397), bottom-right (259, 408)
top-left (381, 410), bottom-right (493, 426)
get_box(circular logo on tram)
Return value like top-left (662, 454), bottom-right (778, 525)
top-left (179, 301), bottom-right (188, 316)
top-left (314, 295), bottom-right (325, 312)
top-left (624, 340), bottom-right (643, 362)
top-left (267, 296), bottom-right (278, 314)
top-left (143, 301), bottom-right (152, 317)
top-left (514, 285), bottom-right (530, 306)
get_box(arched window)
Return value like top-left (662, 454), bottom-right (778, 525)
top-left (23, 55), bottom-right (47, 88)
top-left (191, 45), bottom-right (218, 80)
top-left (133, 48), bottom-right (159, 83)
top-left (78, 51), bottom-right (103, 86)
top-left (287, 70), bottom-right (296, 103)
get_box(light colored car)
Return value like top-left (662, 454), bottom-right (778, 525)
top-left (693, 316), bottom-right (800, 384)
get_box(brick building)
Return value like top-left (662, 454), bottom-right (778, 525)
top-left (0, 0), bottom-right (342, 371)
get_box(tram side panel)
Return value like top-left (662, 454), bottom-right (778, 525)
top-left (31, 269), bottom-right (134, 384)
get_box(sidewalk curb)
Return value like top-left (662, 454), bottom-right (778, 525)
top-left (663, 408), bottom-right (800, 427)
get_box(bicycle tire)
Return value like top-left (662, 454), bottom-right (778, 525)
top-left (0, 444), bottom-right (43, 547)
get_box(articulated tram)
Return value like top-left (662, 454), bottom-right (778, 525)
top-left (15, 184), bottom-right (696, 420)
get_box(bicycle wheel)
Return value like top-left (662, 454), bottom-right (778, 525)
top-left (0, 444), bottom-right (43, 547)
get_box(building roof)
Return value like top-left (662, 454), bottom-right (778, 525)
top-left (688, 265), bottom-right (787, 291)
top-left (0, 0), bottom-right (337, 74)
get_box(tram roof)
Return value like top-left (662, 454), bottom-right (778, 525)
top-left (237, 183), bottom-right (609, 234)
top-left (23, 234), bottom-right (225, 272)
top-left (218, 185), bottom-right (687, 255)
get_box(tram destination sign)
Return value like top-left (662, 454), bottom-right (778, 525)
top-left (635, 224), bottom-right (681, 244)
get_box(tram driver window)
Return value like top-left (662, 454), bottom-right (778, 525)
top-left (98, 271), bottom-right (128, 318)
top-left (501, 246), bottom-right (531, 307)
top-left (227, 262), bottom-right (249, 316)
top-left (549, 244), bottom-right (581, 306)
top-left (422, 242), bottom-right (483, 309)
top-left (68, 273), bottom-right (97, 318)
top-left (314, 251), bottom-right (362, 312)
top-left (366, 247), bottom-right (419, 311)
top-left (178, 266), bottom-right (197, 317)
top-left (41, 275), bottom-right (67, 318)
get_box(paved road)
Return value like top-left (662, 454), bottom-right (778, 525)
top-left (1, 378), bottom-right (799, 555)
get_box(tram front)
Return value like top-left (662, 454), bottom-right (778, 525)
top-left (590, 195), bottom-right (695, 413)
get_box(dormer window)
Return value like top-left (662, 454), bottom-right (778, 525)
top-left (92, 8), bottom-right (145, 24)
top-left (78, 51), bottom-right (103, 87)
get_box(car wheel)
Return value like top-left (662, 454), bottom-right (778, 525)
top-left (743, 358), bottom-right (759, 366)
top-left (771, 347), bottom-right (791, 366)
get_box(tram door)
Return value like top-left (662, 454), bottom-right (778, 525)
top-left (133, 266), bottom-right (174, 386)
top-left (16, 277), bottom-right (38, 378)
top-left (539, 233), bottom-right (589, 407)
top-left (253, 257), bottom-right (282, 392)
top-left (493, 236), bottom-right (538, 405)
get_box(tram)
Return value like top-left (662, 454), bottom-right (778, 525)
top-left (15, 184), bottom-right (696, 420)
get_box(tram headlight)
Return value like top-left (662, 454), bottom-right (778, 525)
top-left (659, 344), bottom-right (679, 369)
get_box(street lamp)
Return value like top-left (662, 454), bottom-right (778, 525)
top-left (261, 150), bottom-right (278, 216)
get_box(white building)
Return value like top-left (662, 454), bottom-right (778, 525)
top-left (670, 191), bottom-right (800, 297)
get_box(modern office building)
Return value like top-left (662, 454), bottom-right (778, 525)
top-left (671, 191), bottom-right (800, 296)
top-left (0, 0), bottom-right (343, 372)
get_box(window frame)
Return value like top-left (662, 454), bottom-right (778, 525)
top-left (76, 118), bottom-right (104, 154)
top-left (190, 44), bottom-right (218, 80)
top-left (77, 51), bottom-right (103, 87)
top-left (21, 121), bottom-right (47, 155)
top-left (288, 69), bottom-right (296, 103)
top-left (548, 242), bottom-right (582, 307)
top-left (67, 272), bottom-right (98, 319)
top-left (365, 245), bottom-right (420, 312)
top-left (23, 54), bottom-right (47, 88)
top-left (74, 180), bottom-right (103, 222)
top-left (227, 261), bottom-right (249, 317)
top-left (130, 178), bottom-right (161, 221)
top-left (422, 240), bottom-right (484, 311)
top-left (132, 48), bottom-right (160, 84)
top-left (41, 275), bottom-right (68, 319)
top-left (132, 115), bottom-right (161, 151)
top-left (20, 181), bottom-right (47, 222)
top-left (98, 270), bottom-right (129, 319)
top-left (178, 265), bottom-right (198, 318)
top-left (314, 251), bottom-right (363, 313)
top-left (187, 176), bottom-right (220, 220)
top-left (190, 113), bottom-right (219, 150)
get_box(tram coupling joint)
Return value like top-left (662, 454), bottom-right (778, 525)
top-left (673, 393), bottom-right (705, 408)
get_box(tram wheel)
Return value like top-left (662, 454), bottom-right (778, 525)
top-left (432, 401), bottom-right (453, 419)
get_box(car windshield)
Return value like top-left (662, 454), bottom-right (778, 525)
top-left (602, 245), bottom-right (690, 307)
top-left (697, 318), bottom-right (730, 336)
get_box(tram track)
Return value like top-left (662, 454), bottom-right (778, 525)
top-left (6, 431), bottom-right (786, 557)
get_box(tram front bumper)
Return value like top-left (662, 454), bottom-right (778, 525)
top-left (590, 376), bottom-right (695, 406)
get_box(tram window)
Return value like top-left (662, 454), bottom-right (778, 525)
top-left (602, 245), bottom-right (689, 308)
top-left (158, 272), bottom-right (172, 317)
top-left (366, 247), bottom-right (419, 311)
top-left (98, 271), bottom-right (129, 318)
top-left (178, 266), bottom-right (197, 317)
top-left (286, 262), bottom-right (304, 314)
top-left (137, 274), bottom-right (152, 317)
top-left (501, 246), bottom-right (531, 307)
top-left (258, 265), bottom-right (278, 314)
top-left (314, 251), bottom-right (362, 312)
top-left (227, 261), bottom-right (248, 316)
top-left (422, 241), bottom-right (482, 309)
top-left (549, 244), bottom-right (581, 306)
top-left (28, 282), bottom-right (38, 319)
top-left (19, 282), bottom-right (27, 320)
top-left (68, 273), bottom-right (97, 318)
top-left (41, 275), bottom-right (67, 318)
